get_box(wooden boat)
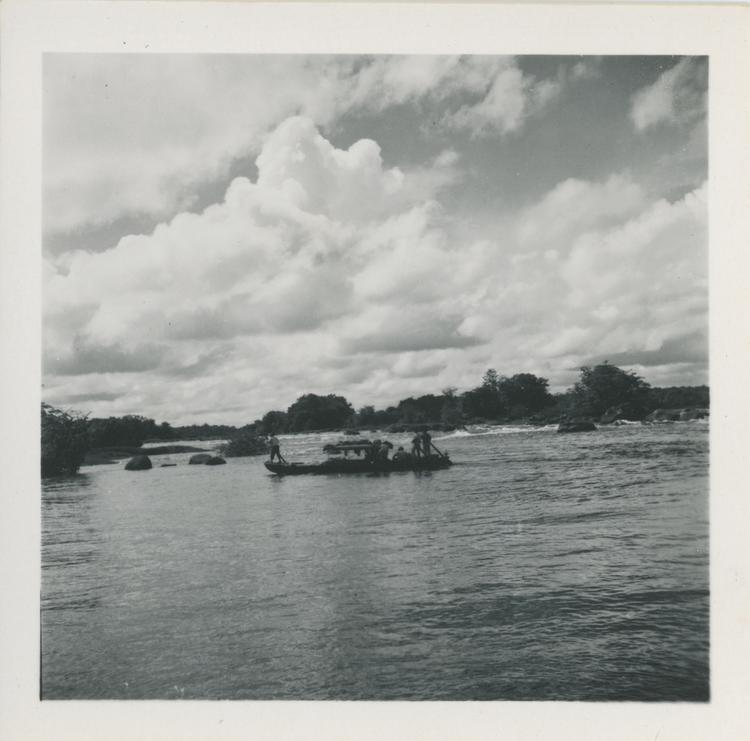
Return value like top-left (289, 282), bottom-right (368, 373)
top-left (264, 438), bottom-right (452, 476)
top-left (264, 455), bottom-right (451, 475)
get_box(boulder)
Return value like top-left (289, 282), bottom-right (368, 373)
top-left (205, 456), bottom-right (226, 466)
top-left (125, 454), bottom-right (152, 470)
top-left (679, 408), bottom-right (709, 421)
top-left (600, 407), bottom-right (623, 424)
top-left (189, 453), bottom-right (213, 465)
top-left (646, 408), bottom-right (682, 422)
top-left (557, 420), bottom-right (597, 433)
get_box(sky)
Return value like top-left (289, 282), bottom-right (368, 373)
top-left (42, 54), bottom-right (708, 426)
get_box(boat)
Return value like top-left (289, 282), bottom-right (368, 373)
top-left (264, 438), bottom-right (452, 476)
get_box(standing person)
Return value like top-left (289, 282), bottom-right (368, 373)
top-left (411, 433), bottom-right (422, 458)
top-left (421, 429), bottom-right (432, 458)
top-left (368, 439), bottom-right (382, 462)
top-left (269, 434), bottom-right (282, 462)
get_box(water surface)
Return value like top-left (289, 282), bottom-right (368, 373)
top-left (41, 423), bottom-right (709, 700)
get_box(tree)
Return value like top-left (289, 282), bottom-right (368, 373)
top-left (87, 415), bottom-right (156, 447)
top-left (355, 405), bottom-right (376, 426)
top-left (440, 387), bottom-right (463, 426)
top-left (481, 368), bottom-right (501, 391)
top-left (396, 394), bottom-right (444, 424)
top-left (286, 394), bottom-right (354, 432)
top-left (171, 423), bottom-right (238, 440)
top-left (157, 421), bottom-right (177, 440)
top-left (647, 385), bottom-right (710, 410)
top-left (258, 410), bottom-right (289, 434)
top-left (461, 369), bottom-right (506, 419)
top-left (571, 362), bottom-right (651, 419)
top-left (461, 386), bottom-right (502, 419)
top-left (41, 403), bottom-right (89, 477)
top-left (498, 373), bottom-right (553, 416)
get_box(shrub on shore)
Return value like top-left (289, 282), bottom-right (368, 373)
top-left (219, 426), bottom-right (268, 457)
top-left (41, 403), bottom-right (90, 477)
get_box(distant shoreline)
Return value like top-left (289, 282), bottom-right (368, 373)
top-left (81, 414), bottom-right (710, 468)
top-left (83, 444), bottom-right (210, 466)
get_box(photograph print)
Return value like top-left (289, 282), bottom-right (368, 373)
top-left (41, 54), bottom-right (709, 701)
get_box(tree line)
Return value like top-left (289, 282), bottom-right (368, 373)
top-left (41, 363), bottom-right (709, 476)
top-left (250, 364), bottom-right (708, 433)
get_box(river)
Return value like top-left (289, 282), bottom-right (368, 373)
top-left (41, 421), bottom-right (709, 700)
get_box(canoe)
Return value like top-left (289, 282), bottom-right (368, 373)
top-left (264, 455), bottom-right (452, 476)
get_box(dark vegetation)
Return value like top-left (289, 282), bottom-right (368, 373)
top-left (41, 363), bottom-right (709, 476)
top-left (218, 426), bottom-right (268, 458)
top-left (88, 415), bottom-right (176, 447)
top-left (41, 403), bottom-right (89, 477)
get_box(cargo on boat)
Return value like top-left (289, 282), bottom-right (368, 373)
top-left (264, 437), bottom-right (452, 476)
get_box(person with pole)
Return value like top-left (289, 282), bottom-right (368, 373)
top-left (420, 429), bottom-right (432, 459)
top-left (269, 433), bottom-right (285, 463)
top-left (411, 432), bottom-right (422, 458)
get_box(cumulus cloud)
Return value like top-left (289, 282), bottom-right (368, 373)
top-left (42, 60), bottom-right (709, 422)
top-left (516, 174), bottom-right (647, 246)
top-left (43, 117), bottom-right (467, 385)
top-left (44, 163), bottom-right (708, 419)
top-left (543, 181), bottom-right (707, 364)
top-left (440, 62), bottom-right (561, 137)
top-left (341, 310), bottom-right (483, 355)
top-left (44, 55), bottom-right (562, 237)
top-left (586, 330), bottom-right (707, 369)
top-left (427, 176), bottom-right (708, 396)
top-left (630, 57), bottom-right (708, 132)
top-left (255, 116), bottom-right (406, 223)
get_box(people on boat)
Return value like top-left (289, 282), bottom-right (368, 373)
top-left (269, 434), bottom-right (283, 462)
top-left (368, 439), bottom-right (382, 462)
top-left (393, 446), bottom-right (408, 461)
top-left (420, 429), bottom-right (432, 457)
top-left (411, 433), bottom-right (422, 458)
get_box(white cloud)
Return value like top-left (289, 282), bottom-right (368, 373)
top-left (43, 117), bottom-right (468, 400)
top-left (547, 181), bottom-right (707, 361)
top-left (255, 116), bottom-right (406, 223)
top-left (441, 63), bottom-right (561, 137)
top-left (630, 57), bottom-right (708, 132)
top-left (570, 58), bottom-right (602, 81)
top-left (516, 174), bottom-right (647, 246)
top-left (43, 103), bottom-right (708, 422)
top-left (44, 55), bottom-right (561, 237)
top-left (428, 177), bottom-right (708, 392)
top-left (44, 55), bottom-right (305, 234)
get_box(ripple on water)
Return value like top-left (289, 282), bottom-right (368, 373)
top-left (41, 422), bottom-right (709, 700)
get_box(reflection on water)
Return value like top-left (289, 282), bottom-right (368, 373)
top-left (41, 423), bottom-right (708, 700)
top-left (42, 474), bottom-right (103, 615)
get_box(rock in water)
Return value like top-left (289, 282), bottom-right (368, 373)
top-left (205, 456), bottom-right (226, 466)
top-left (646, 407), bottom-right (709, 422)
top-left (600, 407), bottom-right (623, 424)
top-left (189, 453), bottom-right (213, 464)
top-left (125, 454), bottom-right (152, 470)
top-left (557, 420), bottom-right (597, 433)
